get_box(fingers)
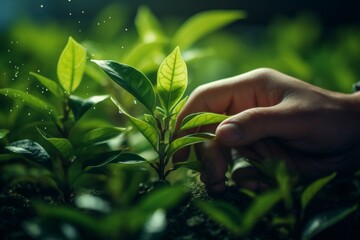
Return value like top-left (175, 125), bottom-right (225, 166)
top-left (195, 141), bottom-right (230, 193)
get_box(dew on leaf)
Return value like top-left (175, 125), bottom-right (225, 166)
top-left (40, 4), bottom-right (44, 8)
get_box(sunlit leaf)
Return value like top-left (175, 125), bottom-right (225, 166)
top-left (92, 60), bottom-right (156, 112)
top-left (5, 139), bottom-right (52, 170)
top-left (196, 200), bottom-right (242, 234)
top-left (38, 129), bottom-right (74, 161)
top-left (301, 205), bottom-right (357, 240)
top-left (0, 88), bottom-right (58, 123)
top-left (135, 6), bottom-right (167, 43)
top-left (112, 98), bottom-right (159, 149)
top-left (69, 95), bottom-right (109, 121)
top-left (301, 172), bottom-right (337, 212)
top-left (30, 72), bottom-right (64, 99)
top-left (172, 10), bottom-right (246, 49)
top-left (168, 133), bottom-right (215, 157)
top-left (57, 37), bottom-right (87, 93)
top-left (157, 46), bottom-right (187, 113)
top-left (72, 127), bottom-right (125, 147)
top-left (180, 112), bottom-right (228, 131)
top-left (142, 209), bottom-right (167, 238)
top-left (275, 162), bottom-right (293, 209)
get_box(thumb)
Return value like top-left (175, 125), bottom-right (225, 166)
top-left (216, 105), bottom-right (291, 146)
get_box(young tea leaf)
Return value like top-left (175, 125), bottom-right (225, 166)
top-left (168, 133), bottom-right (215, 157)
top-left (69, 95), bottom-right (109, 121)
top-left (112, 98), bottom-right (159, 149)
top-left (301, 172), bottom-right (337, 212)
top-left (30, 72), bottom-right (64, 99)
top-left (180, 112), bottom-right (228, 131)
top-left (0, 88), bottom-right (59, 123)
top-left (5, 139), bottom-right (52, 170)
top-left (57, 37), bottom-right (87, 94)
top-left (92, 60), bottom-right (156, 112)
top-left (172, 10), bottom-right (246, 49)
top-left (157, 46), bottom-right (187, 113)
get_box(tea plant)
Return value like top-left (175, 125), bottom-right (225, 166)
top-left (93, 46), bottom-right (228, 182)
top-left (0, 37), bottom-right (126, 202)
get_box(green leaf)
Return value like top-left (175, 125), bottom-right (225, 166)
top-left (0, 88), bottom-right (58, 123)
top-left (57, 36), bottom-right (87, 93)
top-left (241, 190), bottom-right (282, 234)
top-left (138, 185), bottom-right (185, 212)
top-left (196, 200), bottom-right (242, 234)
top-left (69, 95), bottom-right (109, 121)
top-left (0, 129), bottom-right (9, 147)
top-left (92, 60), bottom-right (156, 112)
top-left (144, 114), bottom-right (159, 130)
top-left (301, 172), bottom-right (337, 212)
top-left (112, 98), bottom-right (159, 149)
top-left (5, 139), bottom-right (52, 170)
top-left (30, 72), bottom-right (64, 99)
top-left (168, 133), bottom-right (215, 157)
top-left (180, 112), bottom-right (229, 131)
top-left (135, 6), bottom-right (167, 43)
top-left (38, 129), bottom-right (74, 161)
top-left (173, 160), bottom-right (201, 172)
top-left (157, 46), bottom-right (187, 113)
top-left (73, 127), bottom-right (125, 147)
top-left (301, 205), bottom-right (358, 240)
top-left (82, 150), bottom-right (123, 170)
top-left (172, 10), bottom-right (246, 49)
top-left (112, 152), bottom-right (148, 164)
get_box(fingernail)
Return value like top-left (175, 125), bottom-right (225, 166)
top-left (217, 123), bottom-right (244, 143)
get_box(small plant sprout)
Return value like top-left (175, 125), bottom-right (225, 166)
top-left (92, 47), bottom-right (228, 182)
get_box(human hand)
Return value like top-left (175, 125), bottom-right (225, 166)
top-left (175, 68), bottom-right (360, 192)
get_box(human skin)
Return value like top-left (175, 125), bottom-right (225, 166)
top-left (175, 68), bottom-right (360, 192)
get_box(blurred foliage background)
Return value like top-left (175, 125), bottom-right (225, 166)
top-left (1, 0), bottom-right (360, 143)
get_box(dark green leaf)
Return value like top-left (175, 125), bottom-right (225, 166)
top-left (69, 95), bottom-right (109, 121)
top-left (5, 139), bottom-right (52, 170)
top-left (38, 129), bottom-right (74, 161)
top-left (57, 37), bottom-right (87, 93)
top-left (92, 60), bottom-right (156, 112)
top-left (173, 160), bottom-right (201, 172)
top-left (301, 205), bottom-right (358, 240)
top-left (112, 98), bottom-right (159, 149)
top-left (157, 47), bottom-right (187, 113)
top-left (0, 88), bottom-right (59, 123)
top-left (168, 133), bottom-right (215, 157)
top-left (72, 127), bottom-right (125, 147)
top-left (196, 200), bottom-right (242, 234)
top-left (112, 152), bottom-right (147, 164)
top-left (138, 185), bottom-right (185, 212)
top-left (301, 172), bottom-right (337, 212)
top-left (180, 112), bottom-right (228, 131)
top-left (30, 72), bottom-right (64, 99)
top-left (82, 150), bottom-right (123, 170)
top-left (172, 10), bottom-right (246, 49)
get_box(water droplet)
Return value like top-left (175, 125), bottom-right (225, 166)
top-left (37, 69), bottom-right (41, 73)
top-left (81, 10), bottom-right (85, 14)
top-left (10, 109), bottom-right (13, 112)
top-left (108, 16), bottom-right (112, 19)
top-left (7, 49), bottom-right (10, 52)
top-left (121, 46), bottom-right (124, 49)
top-left (78, 20), bottom-right (81, 24)
top-left (93, 107), bottom-right (96, 110)
top-left (78, 29), bottom-right (82, 33)
top-left (40, 4), bottom-right (44, 8)
top-left (44, 127), bottom-right (47, 130)
top-left (125, 28), bottom-right (128, 31)
top-left (28, 112), bottom-right (31, 116)
top-left (68, 0), bottom-right (71, 2)
top-left (8, 60), bottom-right (12, 64)
top-left (97, 22), bottom-right (100, 26)
top-left (69, 13), bottom-right (72, 16)
top-left (133, 99), bottom-right (137, 104)
top-left (119, 111), bottom-right (123, 115)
